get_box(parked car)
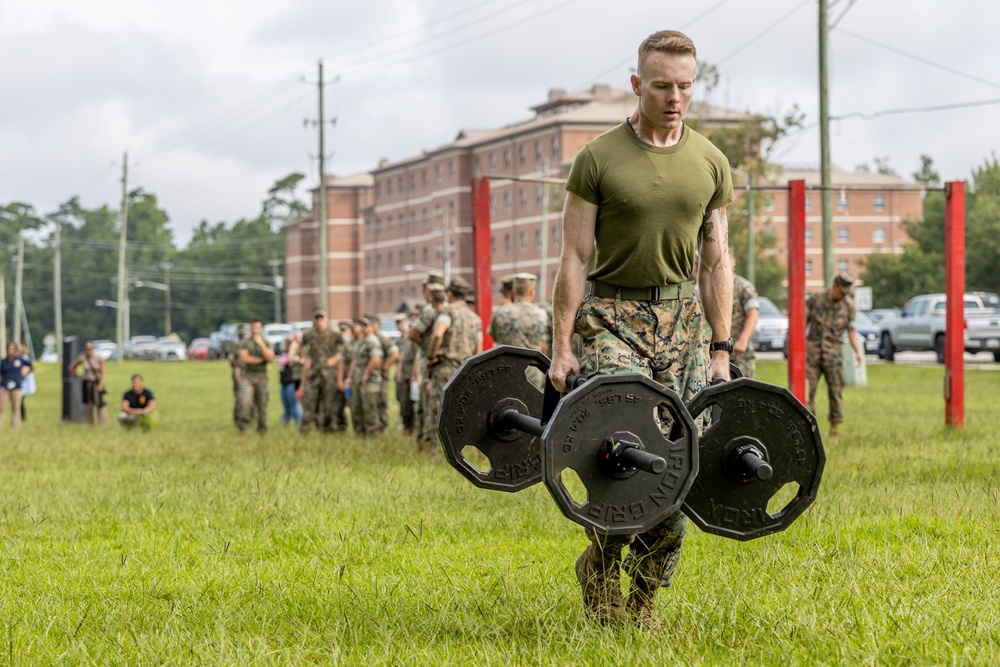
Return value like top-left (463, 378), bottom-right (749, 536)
top-left (853, 310), bottom-right (883, 357)
top-left (128, 335), bottom-right (159, 360)
top-left (752, 296), bottom-right (788, 352)
top-left (188, 337), bottom-right (214, 360)
top-left (865, 308), bottom-right (898, 325)
top-left (157, 337), bottom-right (188, 361)
top-left (92, 339), bottom-right (118, 361)
top-left (262, 323), bottom-right (294, 353)
top-left (379, 316), bottom-right (401, 340)
top-left (880, 293), bottom-right (1000, 363)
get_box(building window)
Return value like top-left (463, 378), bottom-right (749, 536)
top-left (535, 229), bottom-right (542, 250)
top-left (488, 153), bottom-right (496, 174)
top-left (422, 170), bottom-right (428, 187)
top-left (434, 164), bottom-right (442, 183)
top-left (366, 292), bottom-right (372, 307)
top-left (805, 226), bottom-right (813, 244)
top-left (386, 180), bottom-right (393, 195)
top-left (535, 140), bottom-right (542, 161)
top-left (448, 201), bottom-right (455, 225)
top-left (491, 236), bottom-right (496, 255)
top-left (422, 247), bottom-right (429, 264)
top-left (520, 188), bottom-right (527, 208)
top-left (873, 194), bottom-right (886, 211)
top-left (551, 135), bottom-right (560, 157)
top-left (435, 243), bottom-right (443, 261)
top-left (398, 250), bottom-right (405, 266)
top-left (435, 205), bottom-right (443, 227)
top-left (376, 290), bottom-right (383, 306)
top-left (422, 209), bottom-right (429, 228)
top-left (375, 255), bottom-right (382, 271)
top-left (503, 149), bottom-right (511, 169)
top-left (387, 253), bottom-right (393, 268)
top-left (449, 160), bottom-right (455, 178)
top-left (873, 226), bottom-right (886, 244)
top-left (806, 259), bottom-right (813, 275)
top-left (805, 194), bottom-right (812, 212)
top-left (449, 240), bottom-right (455, 260)
top-left (386, 216), bottom-right (393, 233)
top-left (536, 185), bottom-right (543, 204)
top-left (410, 249), bottom-right (416, 265)
top-left (504, 234), bottom-right (511, 255)
top-left (763, 195), bottom-right (775, 212)
top-left (410, 212), bottom-right (416, 229)
top-left (388, 288), bottom-right (394, 306)
top-left (838, 259), bottom-right (849, 273)
top-left (837, 192), bottom-right (849, 211)
top-left (519, 231), bottom-right (527, 252)
top-left (375, 183), bottom-right (382, 199)
top-left (490, 195), bottom-right (496, 214)
top-left (473, 159), bottom-right (481, 178)
top-left (503, 191), bottom-right (511, 212)
top-left (552, 226), bottom-right (560, 248)
top-left (837, 226), bottom-right (849, 243)
top-left (519, 145), bottom-right (527, 165)
top-left (409, 174), bottom-right (415, 190)
top-left (365, 256), bottom-right (371, 271)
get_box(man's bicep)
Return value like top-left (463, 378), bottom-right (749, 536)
top-left (561, 192), bottom-right (598, 265)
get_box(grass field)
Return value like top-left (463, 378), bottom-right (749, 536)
top-left (0, 359), bottom-right (997, 665)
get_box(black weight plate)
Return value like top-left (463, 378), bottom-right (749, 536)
top-left (437, 346), bottom-right (549, 492)
top-left (541, 374), bottom-right (699, 536)
top-left (683, 379), bottom-right (826, 541)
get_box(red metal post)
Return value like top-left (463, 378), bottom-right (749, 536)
top-left (471, 177), bottom-right (494, 350)
top-left (944, 181), bottom-right (965, 428)
top-left (786, 179), bottom-right (807, 403)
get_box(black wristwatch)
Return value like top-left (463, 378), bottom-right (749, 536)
top-left (709, 338), bottom-right (734, 354)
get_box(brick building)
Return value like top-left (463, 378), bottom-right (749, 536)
top-left (283, 172), bottom-right (373, 321)
top-left (755, 166), bottom-right (922, 291)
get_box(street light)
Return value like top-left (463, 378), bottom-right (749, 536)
top-left (237, 282), bottom-right (281, 323)
top-left (94, 298), bottom-right (130, 359)
top-left (133, 279), bottom-right (171, 335)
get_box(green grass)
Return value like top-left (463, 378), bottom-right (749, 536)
top-left (0, 360), bottom-right (998, 665)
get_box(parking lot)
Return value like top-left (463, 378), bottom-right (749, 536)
top-left (757, 350), bottom-right (1000, 369)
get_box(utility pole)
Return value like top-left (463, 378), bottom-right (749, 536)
top-left (317, 60), bottom-right (329, 312)
top-left (160, 260), bottom-right (173, 335)
top-left (54, 217), bottom-right (63, 360)
top-left (746, 174), bottom-right (756, 285)
top-left (819, 0), bottom-right (834, 286)
top-left (539, 160), bottom-right (550, 305)
top-left (116, 151), bottom-right (129, 362)
top-left (13, 233), bottom-right (24, 344)
top-left (268, 256), bottom-right (283, 323)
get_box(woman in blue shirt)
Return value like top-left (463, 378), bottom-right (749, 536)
top-left (1, 341), bottom-right (32, 430)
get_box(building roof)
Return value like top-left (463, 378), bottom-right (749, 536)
top-left (373, 86), bottom-right (751, 173)
top-left (779, 165), bottom-right (921, 190)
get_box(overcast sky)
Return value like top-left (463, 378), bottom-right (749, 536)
top-left (3, 0), bottom-right (999, 246)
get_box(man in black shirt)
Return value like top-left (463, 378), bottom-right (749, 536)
top-left (119, 374), bottom-right (158, 430)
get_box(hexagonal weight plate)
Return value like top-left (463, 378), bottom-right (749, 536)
top-left (437, 346), bottom-right (549, 492)
top-left (682, 379), bottom-right (826, 541)
top-left (541, 374), bottom-right (699, 536)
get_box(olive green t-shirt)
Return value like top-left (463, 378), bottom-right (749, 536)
top-left (566, 121), bottom-right (734, 286)
top-left (238, 338), bottom-right (271, 374)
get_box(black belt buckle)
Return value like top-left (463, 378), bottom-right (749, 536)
top-left (649, 286), bottom-right (660, 301)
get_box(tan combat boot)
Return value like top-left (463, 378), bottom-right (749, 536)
top-left (829, 423), bottom-right (839, 445)
top-left (626, 577), bottom-right (662, 631)
top-left (575, 543), bottom-right (625, 624)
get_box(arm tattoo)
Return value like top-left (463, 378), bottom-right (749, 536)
top-left (720, 206), bottom-right (729, 246)
top-left (702, 220), bottom-right (715, 243)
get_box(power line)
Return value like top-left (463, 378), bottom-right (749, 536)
top-left (715, 0), bottom-right (813, 66)
top-left (835, 27), bottom-right (1000, 91)
top-left (832, 98), bottom-right (1000, 121)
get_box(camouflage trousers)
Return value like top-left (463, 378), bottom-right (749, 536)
top-left (731, 350), bottom-right (756, 379)
top-left (349, 374), bottom-right (382, 436)
top-left (575, 293), bottom-right (711, 586)
top-left (236, 372), bottom-right (269, 434)
top-left (300, 370), bottom-right (340, 434)
top-left (806, 346), bottom-right (846, 424)
top-left (396, 379), bottom-right (416, 432)
top-left (422, 360), bottom-right (459, 452)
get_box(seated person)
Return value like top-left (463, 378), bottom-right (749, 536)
top-left (118, 374), bottom-right (158, 430)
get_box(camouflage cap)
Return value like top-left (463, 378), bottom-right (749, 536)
top-left (423, 271), bottom-right (445, 287)
top-left (338, 321), bottom-right (353, 331)
top-left (447, 275), bottom-right (472, 296)
top-left (500, 274), bottom-right (515, 292)
top-left (394, 313), bottom-right (407, 324)
top-left (313, 308), bottom-right (327, 318)
top-left (512, 272), bottom-right (537, 287)
top-left (237, 324), bottom-right (249, 334)
top-left (427, 282), bottom-right (447, 296)
top-left (834, 272), bottom-right (856, 289)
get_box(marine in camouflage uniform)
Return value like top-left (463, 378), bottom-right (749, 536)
top-left (730, 270), bottom-right (760, 378)
top-left (487, 273), bottom-right (550, 386)
top-left (806, 272), bottom-right (862, 442)
top-left (394, 316), bottom-right (418, 434)
top-left (236, 319), bottom-right (274, 435)
top-left (299, 309), bottom-right (346, 435)
top-left (368, 316), bottom-right (399, 434)
top-left (226, 325), bottom-right (249, 425)
top-left (409, 279), bottom-right (446, 450)
top-left (549, 33), bottom-right (735, 630)
top-left (348, 318), bottom-right (384, 436)
top-left (426, 277), bottom-right (482, 453)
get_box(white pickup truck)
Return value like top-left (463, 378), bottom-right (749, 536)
top-left (880, 293), bottom-right (1000, 363)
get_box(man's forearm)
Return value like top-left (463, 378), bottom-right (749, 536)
top-left (700, 262), bottom-right (734, 342)
top-left (551, 259), bottom-right (588, 356)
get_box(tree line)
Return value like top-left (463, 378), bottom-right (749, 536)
top-left (0, 174), bottom-right (307, 350)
